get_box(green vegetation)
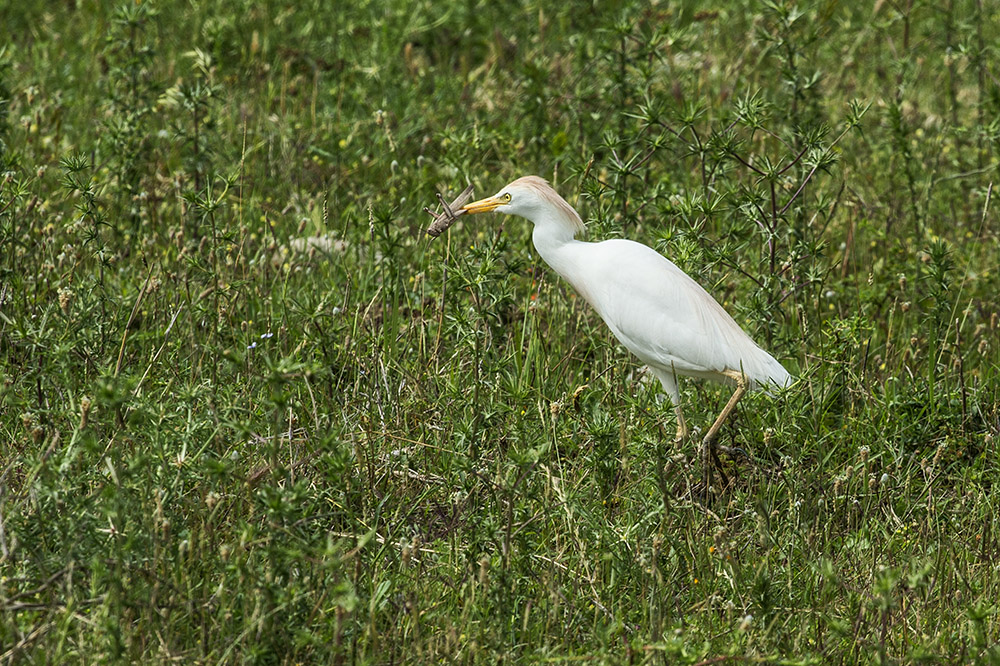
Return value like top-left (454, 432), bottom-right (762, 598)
top-left (2, 0), bottom-right (999, 662)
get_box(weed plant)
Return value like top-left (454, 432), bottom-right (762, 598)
top-left (1, 1), bottom-right (999, 663)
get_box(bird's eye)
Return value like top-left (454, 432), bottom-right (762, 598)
top-left (503, 193), bottom-right (512, 202)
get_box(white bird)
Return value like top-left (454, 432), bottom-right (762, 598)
top-left (460, 176), bottom-right (792, 483)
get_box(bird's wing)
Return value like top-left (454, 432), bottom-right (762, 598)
top-left (564, 239), bottom-right (789, 387)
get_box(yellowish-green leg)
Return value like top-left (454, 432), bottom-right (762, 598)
top-left (673, 404), bottom-right (689, 444)
top-left (701, 371), bottom-right (748, 490)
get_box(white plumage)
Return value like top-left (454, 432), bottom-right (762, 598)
top-left (461, 176), bottom-right (792, 480)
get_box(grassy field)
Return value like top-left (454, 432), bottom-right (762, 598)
top-left (2, 0), bottom-right (1000, 663)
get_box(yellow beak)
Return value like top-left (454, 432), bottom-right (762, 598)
top-left (461, 195), bottom-right (506, 215)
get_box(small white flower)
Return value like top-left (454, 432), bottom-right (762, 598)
top-left (247, 341), bottom-right (257, 350)
top-left (260, 332), bottom-right (273, 339)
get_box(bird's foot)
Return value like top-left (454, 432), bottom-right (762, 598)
top-left (701, 437), bottom-right (730, 493)
top-left (717, 444), bottom-right (752, 463)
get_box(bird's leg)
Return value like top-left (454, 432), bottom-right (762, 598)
top-left (673, 403), bottom-right (689, 444)
top-left (701, 371), bottom-right (748, 490)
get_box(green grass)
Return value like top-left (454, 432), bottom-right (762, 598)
top-left (1, 0), bottom-right (999, 663)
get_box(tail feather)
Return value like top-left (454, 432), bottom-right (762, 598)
top-left (743, 348), bottom-right (793, 394)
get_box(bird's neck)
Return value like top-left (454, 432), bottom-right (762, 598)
top-left (531, 222), bottom-right (583, 282)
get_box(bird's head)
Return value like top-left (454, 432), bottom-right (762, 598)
top-left (461, 176), bottom-right (585, 237)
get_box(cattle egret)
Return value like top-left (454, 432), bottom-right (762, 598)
top-left (461, 176), bottom-right (792, 486)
